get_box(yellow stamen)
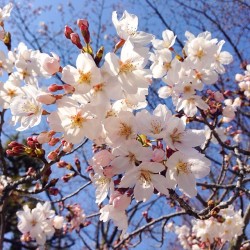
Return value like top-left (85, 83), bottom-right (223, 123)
top-left (118, 122), bottom-right (132, 139)
top-left (77, 70), bottom-right (91, 84)
top-left (70, 112), bottom-right (85, 128)
top-left (119, 60), bottom-right (135, 74)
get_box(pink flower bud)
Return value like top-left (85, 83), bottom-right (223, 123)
top-left (26, 167), bottom-right (36, 176)
top-left (152, 148), bottom-right (165, 162)
top-left (62, 173), bottom-right (74, 182)
top-left (48, 84), bottom-right (63, 92)
top-left (8, 141), bottom-right (22, 148)
top-left (57, 160), bottom-right (68, 168)
top-left (48, 151), bottom-right (58, 161)
top-left (80, 24), bottom-right (90, 44)
top-left (62, 140), bottom-right (73, 152)
top-left (70, 33), bottom-right (82, 49)
top-left (49, 137), bottom-right (60, 146)
top-left (77, 19), bottom-right (89, 28)
top-left (49, 187), bottom-right (59, 196)
top-left (64, 25), bottom-right (74, 39)
top-left (36, 93), bottom-right (56, 104)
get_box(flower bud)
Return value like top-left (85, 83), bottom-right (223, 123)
top-left (0, 27), bottom-right (5, 41)
top-left (49, 187), bottom-right (59, 196)
top-left (62, 173), bottom-right (75, 182)
top-left (48, 84), bottom-right (63, 92)
top-left (75, 158), bottom-right (81, 172)
top-left (77, 19), bottom-right (89, 28)
top-left (26, 167), bottom-right (36, 176)
top-left (94, 46), bottom-right (104, 66)
top-left (62, 140), bottom-right (73, 152)
top-left (49, 137), bottom-right (60, 146)
top-left (53, 215), bottom-right (64, 229)
top-left (79, 24), bottom-right (90, 44)
top-left (36, 93), bottom-right (56, 104)
top-left (64, 25), bottom-right (74, 39)
top-left (3, 32), bottom-right (11, 50)
top-left (114, 39), bottom-right (125, 53)
top-left (48, 151), bottom-right (58, 161)
top-left (70, 33), bottom-right (82, 49)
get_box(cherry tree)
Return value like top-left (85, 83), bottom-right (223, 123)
top-left (0, 2), bottom-right (249, 250)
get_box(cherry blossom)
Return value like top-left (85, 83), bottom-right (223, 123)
top-left (62, 53), bottom-right (102, 94)
top-left (112, 10), bottom-right (153, 46)
top-left (119, 162), bottom-right (175, 202)
top-left (166, 151), bottom-right (210, 197)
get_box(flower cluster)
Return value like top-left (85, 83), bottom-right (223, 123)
top-left (236, 64), bottom-right (250, 99)
top-left (167, 206), bottom-right (244, 250)
top-left (16, 202), bottom-right (64, 246)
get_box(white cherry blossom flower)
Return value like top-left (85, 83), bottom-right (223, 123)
top-left (166, 151), bottom-right (210, 197)
top-left (184, 31), bottom-right (218, 68)
top-left (119, 162), bottom-right (175, 202)
top-left (103, 111), bottom-right (137, 146)
top-left (10, 85), bottom-right (43, 131)
top-left (104, 39), bottom-right (151, 94)
top-left (152, 29), bottom-right (176, 50)
top-left (112, 87), bottom-right (148, 112)
top-left (164, 116), bottom-right (206, 154)
top-left (47, 96), bottom-right (98, 144)
top-left (100, 204), bottom-right (128, 234)
top-left (62, 53), bottom-right (102, 94)
top-left (0, 3), bottom-right (13, 22)
top-left (91, 172), bottom-right (114, 204)
top-left (16, 202), bottom-right (56, 246)
top-left (0, 78), bottom-right (22, 109)
top-left (213, 40), bottom-right (233, 74)
top-left (111, 139), bottom-right (153, 174)
top-left (112, 10), bottom-right (153, 46)
top-left (136, 104), bottom-right (172, 139)
top-left (176, 94), bottom-right (209, 117)
top-left (0, 50), bottom-right (13, 75)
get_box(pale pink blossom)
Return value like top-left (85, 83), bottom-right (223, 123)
top-left (40, 52), bottom-right (60, 75)
top-left (104, 39), bottom-right (151, 94)
top-left (152, 29), bottom-right (176, 49)
top-left (62, 53), bottom-right (102, 94)
top-left (119, 162), bottom-right (175, 202)
top-left (112, 10), bottom-right (153, 46)
top-left (0, 3), bottom-right (13, 22)
top-left (166, 151), bottom-right (210, 197)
